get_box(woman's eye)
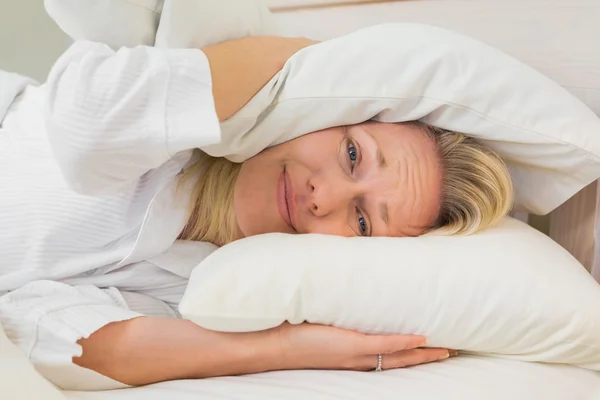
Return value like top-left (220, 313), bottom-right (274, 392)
top-left (357, 210), bottom-right (368, 236)
top-left (347, 141), bottom-right (358, 170)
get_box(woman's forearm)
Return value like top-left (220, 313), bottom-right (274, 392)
top-left (74, 317), bottom-right (280, 386)
top-left (202, 37), bottom-right (317, 122)
top-left (74, 317), bottom-right (452, 386)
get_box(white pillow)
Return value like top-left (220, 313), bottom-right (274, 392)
top-left (44, 0), bottom-right (162, 48)
top-left (44, 0), bottom-right (279, 50)
top-left (179, 218), bottom-right (600, 371)
top-left (200, 23), bottom-right (600, 215)
top-left (275, 0), bottom-right (600, 117)
top-left (154, 0), bottom-right (279, 49)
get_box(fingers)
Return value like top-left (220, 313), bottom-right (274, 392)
top-left (361, 348), bottom-right (454, 371)
top-left (386, 348), bottom-right (453, 368)
top-left (360, 334), bottom-right (427, 355)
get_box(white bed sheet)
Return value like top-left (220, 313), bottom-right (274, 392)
top-left (64, 356), bottom-right (600, 400)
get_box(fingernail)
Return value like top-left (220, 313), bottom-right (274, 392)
top-left (439, 352), bottom-right (450, 360)
top-left (450, 350), bottom-right (459, 357)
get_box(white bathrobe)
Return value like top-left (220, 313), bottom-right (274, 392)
top-left (0, 41), bottom-right (222, 389)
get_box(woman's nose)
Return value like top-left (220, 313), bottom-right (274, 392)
top-left (308, 178), bottom-right (355, 217)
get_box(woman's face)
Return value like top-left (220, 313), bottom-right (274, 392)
top-left (233, 121), bottom-right (442, 239)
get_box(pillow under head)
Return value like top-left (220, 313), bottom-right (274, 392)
top-left (179, 218), bottom-right (600, 371)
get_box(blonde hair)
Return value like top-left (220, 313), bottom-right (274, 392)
top-left (416, 122), bottom-right (514, 235)
top-left (178, 153), bottom-right (241, 245)
top-left (179, 122), bottom-right (513, 244)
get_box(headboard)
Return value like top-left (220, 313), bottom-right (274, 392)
top-left (548, 181), bottom-right (600, 281)
top-left (269, 0), bottom-right (600, 282)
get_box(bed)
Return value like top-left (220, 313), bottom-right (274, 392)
top-left (5, 1), bottom-right (600, 399)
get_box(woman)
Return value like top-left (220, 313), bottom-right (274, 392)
top-left (0, 36), bottom-right (512, 388)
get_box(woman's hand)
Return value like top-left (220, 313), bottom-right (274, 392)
top-left (202, 36), bottom-right (319, 121)
top-left (271, 322), bottom-right (455, 372)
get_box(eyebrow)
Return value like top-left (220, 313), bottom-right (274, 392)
top-left (376, 147), bottom-right (387, 169)
top-left (362, 128), bottom-right (387, 169)
top-left (361, 127), bottom-right (390, 229)
top-left (379, 203), bottom-right (389, 227)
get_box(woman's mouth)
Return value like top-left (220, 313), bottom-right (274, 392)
top-left (277, 166), bottom-right (297, 232)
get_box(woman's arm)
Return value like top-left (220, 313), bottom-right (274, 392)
top-left (203, 37), bottom-right (317, 122)
top-left (44, 37), bottom-right (315, 195)
top-left (74, 317), bottom-right (276, 384)
top-left (75, 317), bottom-right (452, 386)
top-left (1, 280), bottom-right (450, 388)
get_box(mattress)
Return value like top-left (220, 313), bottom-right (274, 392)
top-left (64, 355), bottom-right (600, 400)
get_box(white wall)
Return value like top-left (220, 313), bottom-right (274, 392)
top-left (0, 0), bottom-right (70, 81)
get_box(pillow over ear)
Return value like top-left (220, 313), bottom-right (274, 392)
top-left (200, 23), bottom-right (600, 215)
top-left (45, 3), bottom-right (600, 214)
